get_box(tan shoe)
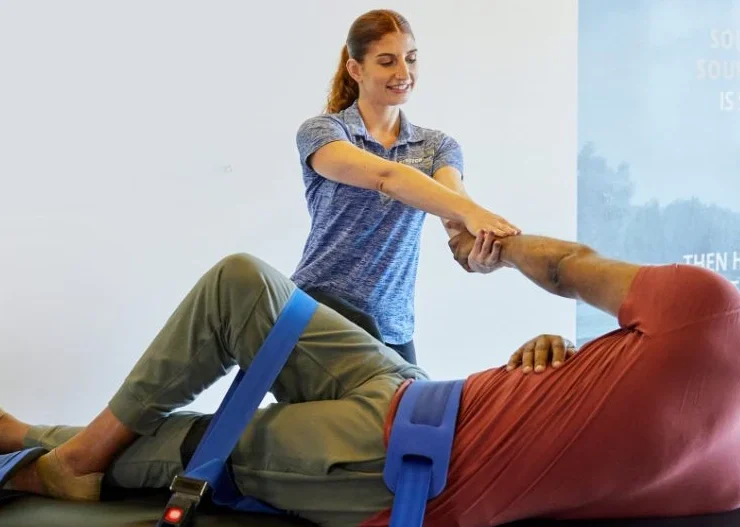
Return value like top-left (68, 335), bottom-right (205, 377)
top-left (35, 449), bottom-right (103, 501)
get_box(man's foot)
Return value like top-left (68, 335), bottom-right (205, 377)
top-left (36, 449), bottom-right (103, 500)
top-left (0, 408), bottom-right (30, 453)
top-left (5, 449), bottom-right (102, 501)
top-left (3, 406), bottom-right (133, 501)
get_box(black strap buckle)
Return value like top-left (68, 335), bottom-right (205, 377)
top-left (156, 475), bottom-right (210, 526)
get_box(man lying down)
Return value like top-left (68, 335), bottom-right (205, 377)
top-left (1, 231), bottom-right (739, 527)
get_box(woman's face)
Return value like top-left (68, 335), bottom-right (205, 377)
top-left (349, 31), bottom-right (418, 107)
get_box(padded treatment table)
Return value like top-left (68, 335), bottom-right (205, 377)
top-left (1, 489), bottom-right (740, 527)
top-left (0, 489), bottom-right (316, 527)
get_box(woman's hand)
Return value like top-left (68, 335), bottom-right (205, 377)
top-left (463, 205), bottom-right (520, 238)
top-left (506, 334), bottom-right (577, 374)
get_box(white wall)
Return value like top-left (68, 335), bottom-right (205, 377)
top-left (0, 0), bottom-right (578, 425)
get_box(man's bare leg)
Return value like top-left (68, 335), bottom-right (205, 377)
top-left (0, 409), bottom-right (29, 453)
top-left (48, 408), bottom-right (136, 475)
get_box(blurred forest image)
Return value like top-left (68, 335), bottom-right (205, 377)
top-left (576, 143), bottom-right (740, 345)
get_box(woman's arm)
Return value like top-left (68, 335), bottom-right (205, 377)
top-left (432, 165), bottom-right (472, 239)
top-left (309, 140), bottom-right (518, 237)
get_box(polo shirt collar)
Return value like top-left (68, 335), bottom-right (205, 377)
top-left (342, 100), bottom-right (425, 146)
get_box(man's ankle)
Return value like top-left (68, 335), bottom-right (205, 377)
top-left (0, 412), bottom-right (30, 452)
top-left (53, 444), bottom-right (93, 476)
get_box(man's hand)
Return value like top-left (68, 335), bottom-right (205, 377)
top-left (468, 231), bottom-right (511, 274)
top-left (448, 230), bottom-right (476, 272)
top-left (506, 334), bottom-right (577, 374)
top-left (448, 230), bottom-right (510, 274)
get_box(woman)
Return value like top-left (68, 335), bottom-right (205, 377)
top-left (291, 9), bottom-right (520, 364)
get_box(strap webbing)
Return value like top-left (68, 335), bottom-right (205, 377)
top-left (384, 379), bottom-right (465, 527)
top-left (183, 287), bottom-right (318, 513)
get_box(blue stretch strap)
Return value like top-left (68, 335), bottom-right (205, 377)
top-left (0, 448), bottom-right (47, 488)
top-left (383, 379), bottom-right (465, 527)
top-left (183, 288), bottom-right (318, 514)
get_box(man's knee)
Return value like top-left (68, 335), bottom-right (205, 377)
top-left (214, 253), bottom-right (293, 300)
top-left (216, 253), bottom-right (269, 286)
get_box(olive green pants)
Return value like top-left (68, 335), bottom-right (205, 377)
top-left (23, 253), bottom-right (428, 527)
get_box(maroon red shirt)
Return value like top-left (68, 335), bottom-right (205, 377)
top-left (362, 264), bottom-right (740, 526)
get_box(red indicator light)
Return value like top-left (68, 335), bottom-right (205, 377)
top-left (164, 507), bottom-right (184, 523)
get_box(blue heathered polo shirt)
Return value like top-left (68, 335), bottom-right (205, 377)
top-left (291, 100), bottom-right (464, 344)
